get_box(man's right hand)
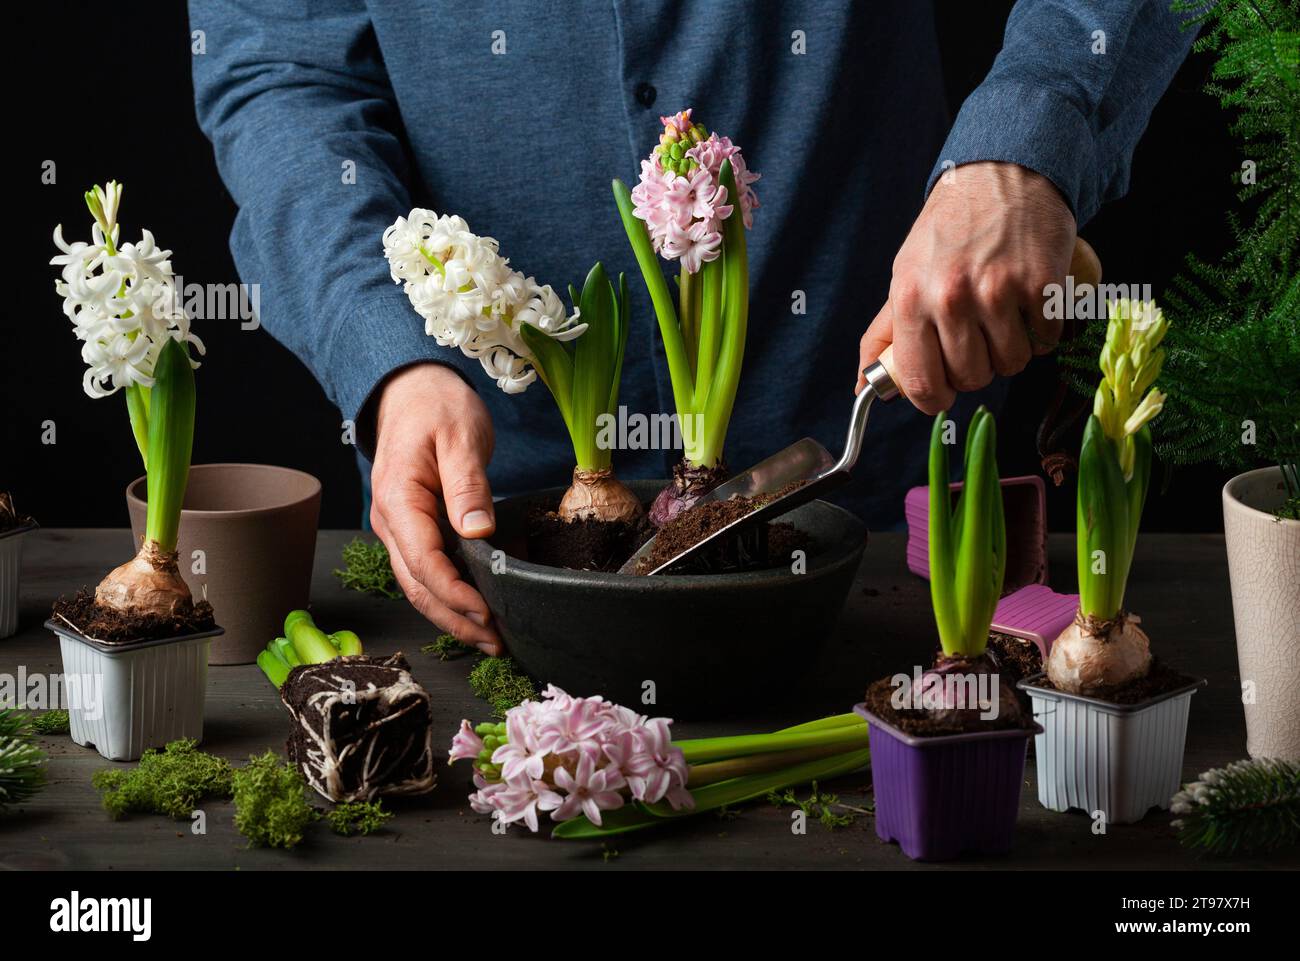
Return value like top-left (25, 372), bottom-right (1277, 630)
top-left (370, 363), bottom-right (502, 655)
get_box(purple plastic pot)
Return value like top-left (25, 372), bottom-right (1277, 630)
top-left (905, 476), bottom-right (1048, 591)
top-left (854, 702), bottom-right (1040, 861)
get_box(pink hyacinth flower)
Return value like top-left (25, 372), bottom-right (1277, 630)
top-left (662, 219), bottom-right (723, 274)
top-left (665, 167), bottom-right (730, 222)
top-left (492, 776), bottom-right (564, 832)
top-left (552, 752), bottom-right (627, 825)
top-left (448, 719), bottom-right (485, 763)
top-left (660, 108), bottom-right (694, 136)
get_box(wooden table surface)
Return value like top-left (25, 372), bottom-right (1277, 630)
top-left (2, 529), bottom-right (1293, 871)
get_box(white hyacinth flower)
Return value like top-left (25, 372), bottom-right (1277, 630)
top-left (383, 207), bottom-right (585, 395)
top-left (52, 190), bottom-right (202, 399)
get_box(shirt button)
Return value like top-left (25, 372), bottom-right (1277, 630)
top-left (634, 82), bottom-right (657, 107)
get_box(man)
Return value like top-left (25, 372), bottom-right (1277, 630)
top-left (190, 1), bottom-right (1194, 653)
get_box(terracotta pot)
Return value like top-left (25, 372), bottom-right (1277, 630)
top-left (0, 521), bottom-right (37, 639)
top-left (126, 464), bottom-right (320, 665)
top-left (1223, 466), bottom-right (1300, 760)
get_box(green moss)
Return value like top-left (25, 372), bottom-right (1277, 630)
top-left (421, 633), bottom-right (471, 661)
top-left (92, 739), bottom-right (232, 820)
top-left (468, 657), bottom-right (537, 718)
top-left (28, 710), bottom-right (70, 736)
top-left (326, 800), bottom-right (392, 836)
top-left (333, 537), bottom-right (402, 599)
top-left (231, 752), bottom-right (318, 849)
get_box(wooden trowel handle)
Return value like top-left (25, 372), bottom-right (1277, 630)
top-left (868, 236), bottom-right (1102, 401)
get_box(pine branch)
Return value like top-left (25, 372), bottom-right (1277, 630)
top-left (1173, 757), bottom-right (1300, 856)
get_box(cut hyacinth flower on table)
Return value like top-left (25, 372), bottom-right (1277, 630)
top-left (383, 210), bottom-right (642, 523)
top-left (614, 108), bottom-right (762, 526)
top-left (49, 181), bottom-right (207, 624)
top-left (448, 686), bottom-right (869, 837)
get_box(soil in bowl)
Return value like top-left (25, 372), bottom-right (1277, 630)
top-left (1025, 659), bottom-right (1198, 704)
top-left (527, 510), bottom-right (654, 572)
top-left (865, 653), bottom-right (1036, 738)
top-left (51, 589), bottom-right (216, 644)
top-left (637, 482), bottom-right (812, 574)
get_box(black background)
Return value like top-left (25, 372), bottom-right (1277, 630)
top-left (7, 1), bottom-right (1242, 532)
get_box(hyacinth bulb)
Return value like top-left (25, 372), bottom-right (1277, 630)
top-left (1045, 612), bottom-right (1152, 695)
top-left (95, 540), bottom-right (193, 618)
top-left (557, 468), bottom-right (644, 525)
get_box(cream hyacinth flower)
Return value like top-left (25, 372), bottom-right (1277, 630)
top-left (383, 208), bottom-right (585, 395)
top-left (1093, 298), bottom-right (1168, 479)
top-left (51, 181), bottom-right (204, 398)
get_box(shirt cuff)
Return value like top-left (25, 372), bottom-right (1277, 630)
top-left (331, 286), bottom-right (480, 460)
top-left (926, 80), bottom-right (1100, 225)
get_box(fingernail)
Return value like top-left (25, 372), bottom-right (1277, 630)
top-left (475, 642), bottom-right (497, 655)
top-left (462, 509), bottom-right (493, 533)
top-left (467, 611), bottom-right (486, 627)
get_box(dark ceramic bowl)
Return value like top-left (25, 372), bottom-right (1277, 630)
top-left (456, 480), bottom-right (868, 718)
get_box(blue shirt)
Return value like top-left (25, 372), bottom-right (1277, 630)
top-left (190, 0), bottom-right (1194, 527)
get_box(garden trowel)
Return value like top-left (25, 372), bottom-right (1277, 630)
top-left (619, 347), bottom-right (905, 575)
top-left (620, 236), bottom-right (1102, 576)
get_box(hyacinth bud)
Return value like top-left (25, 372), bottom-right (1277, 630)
top-left (1095, 299), bottom-right (1167, 448)
top-left (473, 720), bottom-right (507, 781)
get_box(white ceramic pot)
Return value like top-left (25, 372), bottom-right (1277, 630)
top-left (47, 618), bottom-right (220, 762)
top-left (1223, 466), bottom-right (1300, 760)
top-left (1020, 673), bottom-right (1205, 824)
top-left (0, 522), bottom-right (36, 639)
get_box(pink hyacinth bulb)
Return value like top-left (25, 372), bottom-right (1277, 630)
top-left (630, 109), bottom-right (761, 273)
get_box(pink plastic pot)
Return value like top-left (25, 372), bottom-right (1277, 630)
top-left (905, 476), bottom-right (1049, 592)
top-left (991, 584), bottom-right (1080, 662)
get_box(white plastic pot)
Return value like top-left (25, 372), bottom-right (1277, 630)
top-left (1223, 466), bottom-right (1300, 760)
top-left (0, 522), bottom-right (36, 639)
top-left (1019, 672), bottom-right (1205, 825)
top-left (47, 618), bottom-right (219, 762)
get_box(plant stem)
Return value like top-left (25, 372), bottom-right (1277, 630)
top-left (679, 265), bottom-right (699, 375)
top-left (699, 161), bottom-right (748, 467)
top-left (287, 621), bottom-right (338, 665)
top-left (694, 255), bottom-right (724, 407)
top-left (125, 383), bottom-right (150, 469)
top-left (612, 179), bottom-right (693, 416)
top-left (257, 650), bottom-right (290, 689)
top-left (675, 719), bottom-right (868, 765)
top-left (687, 742), bottom-right (856, 787)
top-left (143, 338), bottom-right (195, 553)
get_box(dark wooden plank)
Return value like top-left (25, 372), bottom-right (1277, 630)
top-left (1, 529), bottom-right (1292, 870)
